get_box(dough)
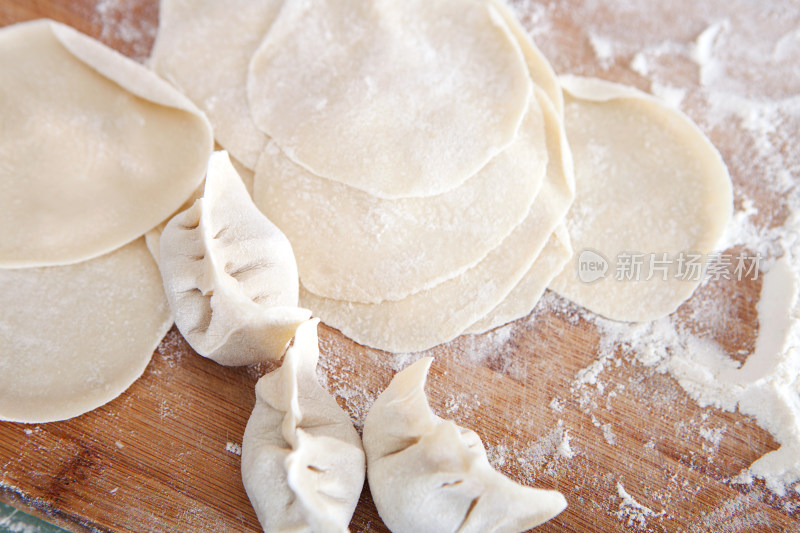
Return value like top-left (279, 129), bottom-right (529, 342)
top-left (466, 225), bottom-right (572, 334)
top-left (246, 0), bottom-right (531, 198)
top-left (490, 0), bottom-right (564, 116)
top-left (159, 152), bottom-right (311, 366)
top-left (549, 76), bottom-right (733, 322)
top-left (300, 89), bottom-right (574, 352)
top-left (0, 20), bottom-right (213, 268)
top-left (253, 100), bottom-right (548, 303)
top-left (230, 156), bottom-right (256, 197)
top-left (363, 357), bottom-right (567, 532)
top-left (241, 319), bottom-right (365, 533)
top-left (149, 0), bottom-right (283, 169)
top-left (0, 239), bottom-right (172, 423)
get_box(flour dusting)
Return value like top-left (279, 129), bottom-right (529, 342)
top-left (225, 442), bottom-right (242, 456)
top-left (616, 482), bottom-right (666, 528)
top-left (94, 0), bottom-right (157, 61)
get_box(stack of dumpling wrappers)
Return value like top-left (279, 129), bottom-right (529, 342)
top-left (151, 0), bottom-right (732, 354)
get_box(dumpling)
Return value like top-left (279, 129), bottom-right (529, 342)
top-left (159, 151), bottom-right (311, 365)
top-left (241, 318), bottom-right (366, 533)
top-left (363, 357), bottom-right (567, 533)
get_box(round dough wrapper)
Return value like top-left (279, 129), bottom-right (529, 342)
top-left (466, 225), bottom-right (572, 334)
top-left (247, 0), bottom-right (532, 198)
top-left (149, 0), bottom-right (283, 169)
top-left (0, 20), bottom-right (213, 268)
top-left (254, 100), bottom-right (548, 304)
top-left (0, 238), bottom-right (172, 423)
top-left (549, 76), bottom-right (733, 322)
top-left (490, 0), bottom-right (563, 117)
top-left (300, 89), bottom-right (575, 353)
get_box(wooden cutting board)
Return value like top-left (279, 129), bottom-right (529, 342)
top-left (1, 0), bottom-right (798, 531)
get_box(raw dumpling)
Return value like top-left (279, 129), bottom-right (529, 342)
top-left (241, 319), bottom-right (365, 533)
top-left (159, 151), bottom-right (310, 366)
top-left (299, 88), bottom-right (574, 352)
top-left (363, 357), bottom-right (567, 532)
top-left (548, 75), bottom-right (733, 322)
top-left (149, 0), bottom-right (283, 169)
top-left (246, 0), bottom-right (531, 198)
top-left (0, 239), bottom-right (172, 423)
top-left (0, 19), bottom-right (213, 268)
top-left (254, 99), bottom-right (548, 303)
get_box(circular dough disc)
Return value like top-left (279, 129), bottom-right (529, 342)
top-left (0, 20), bottom-right (212, 268)
top-left (466, 225), bottom-right (572, 335)
top-left (149, 0), bottom-right (283, 169)
top-left (0, 239), bottom-right (172, 423)
top-left (300, 90), bottom-right (575, 353)
top-left (247, 0), bottom-right (531, 198)
top-left (549, 76), bottom-right (733, 322)
top-left (489, 0), bottom-right (563, 116)
top-left (253, 100), bottom-right (548, 304)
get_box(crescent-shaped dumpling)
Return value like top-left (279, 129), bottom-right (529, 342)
top-left (363, 357), bottom-right (567, 533)
top-left (159, 151), bottom-right (310, 365)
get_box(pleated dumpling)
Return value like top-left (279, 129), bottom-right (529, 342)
top-left (159, 151), bottom-right (310, 365)
top-left (241, 319), bottom-right (366, 533)
top-left (363, 357), bottom-right (567, 533)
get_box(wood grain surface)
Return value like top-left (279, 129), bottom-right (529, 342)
top-left (1, 0), bottom-right (798, 532)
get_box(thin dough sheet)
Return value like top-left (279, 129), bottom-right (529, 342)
top-left (467, 225), bottom-right (572, 334)
top-left (149, 0), bottom-right (283, 169)
top-left (247, 0), bottom-right (532, 198)
top-left (0, 239), bottom-right (172, 423)
top-left (300, 89), bottom-right (574, 353)
top-left (254, 100), bottom-right (548, 304)
top-left (549, 76), bottom-right (733, 322)
top-left (0, 20), bottom-right (213, 268)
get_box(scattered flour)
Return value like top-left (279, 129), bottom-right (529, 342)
top-left (615, 482), bottom-right (666, 528)
top-left (589, 255), bottom-right (800, 496)
top-left (225, 442), bottom-right (242, 456)
top-left (601, 423), bottom-right (617, 446)
top-left (94, 0), bottom-right (157, 62)
top-left (557, 428), bottom-right (576, 459)
top-left (589, 33), bottom-right (616, 68)
top-left (519, 419), bottom-right (577, 472)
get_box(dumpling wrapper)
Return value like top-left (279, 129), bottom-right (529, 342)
top-left (466, 225), bottom-right (572, 334)
top-left (159, 151), bottom-right (310, 366)
top-left (0, 19), bottom-right (213, 268)
top-left (490, 0), bottom-right (563, 116)
top-left (149, 0), bottom-right (283, 169)
top-left (0, 239), bottom-right (172, 423)
top-left (246, 0), bottom-right (531, 198)
top-left (549, 75), bottom-right (733, 322)
top-left (241, 319), bottom-right (365, 533)
top-left (363, 357), bottom-right (567, 533)
top-left (254, 99), bottom-right (548, 303)
top-left (300, 88), bottom-right (574, 353)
